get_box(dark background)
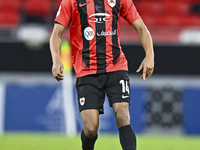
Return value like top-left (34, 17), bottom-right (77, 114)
top-left (0, 42), bottom-right (199, 75)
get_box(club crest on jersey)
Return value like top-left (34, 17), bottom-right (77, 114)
top-left (80, 97), bottom-right (85, 106)
top-left (108, 0), bottom-right (116, 7)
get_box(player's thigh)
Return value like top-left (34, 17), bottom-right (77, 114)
top-left (113, 102), bottom-right (129, 113)
top-left (113, 102), bottom-right (130, 127)
top-left (81, 109), bottom-right (99, 131)
top-left (113, 102), bottom-right (130, 118)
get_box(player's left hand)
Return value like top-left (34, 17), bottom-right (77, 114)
top-left (136, 55), bottom-right (154, 80)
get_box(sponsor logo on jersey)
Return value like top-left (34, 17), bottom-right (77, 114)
top-left (108, 0), bottom-right (116, 8)
top-left (80, 97), bottom-right (85, 106)
top-left (79, 2), bottom-right (90, 7)
top-left (84, 27), bottom-right (95, 40)
top-left (89, 13), bottom-right (111, 23)
top-left (97, 29), bottom-right (116, 36)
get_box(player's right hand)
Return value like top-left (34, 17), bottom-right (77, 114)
top-left (52, 61), bottom-right (64, 81)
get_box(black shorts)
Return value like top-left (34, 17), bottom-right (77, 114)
top-left (76, 70), bottom-right (130, 114)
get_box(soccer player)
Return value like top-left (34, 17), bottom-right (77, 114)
top-left (50, 0), bottom-right (154, 149)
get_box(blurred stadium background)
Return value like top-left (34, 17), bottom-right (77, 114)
top-left (0, 0), bottom-right (200, 149)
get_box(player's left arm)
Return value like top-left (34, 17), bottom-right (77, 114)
top-left (131, 19), bottom-right (154, 80)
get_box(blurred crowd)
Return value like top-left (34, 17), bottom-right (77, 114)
top-left (0, 0), bottom-right (61, 26)
top-left (0, 0), bottom-right (200, 43)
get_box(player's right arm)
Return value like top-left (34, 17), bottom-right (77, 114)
top-left (49, 23), bottom-right (66, 81)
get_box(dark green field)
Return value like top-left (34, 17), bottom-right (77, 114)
top-left (0, 133), bottom-right (200, 150)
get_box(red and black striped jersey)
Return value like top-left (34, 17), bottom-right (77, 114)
top-left (55, 0), bottom-right (140, 78)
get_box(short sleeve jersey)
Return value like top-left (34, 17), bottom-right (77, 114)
top-left (55, 0), bottom-right (140, 78)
